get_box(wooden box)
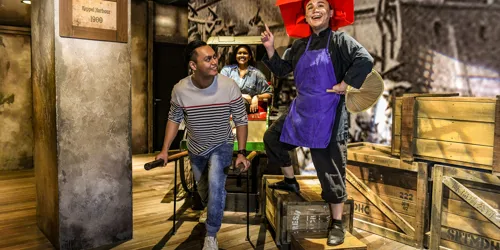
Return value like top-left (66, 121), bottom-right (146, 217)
top-left (429, 165), bottom-right (500, 250)
top-left (263, 175), bottom-right (354, 246)
top-left (393, 94), bottom-right (500, 174)
top-left (391, 93), bottom-right (459, 157)
top-left (291, 231), bottom-right (367, 250)
top-left (346, 143), bottom-right (430, 248)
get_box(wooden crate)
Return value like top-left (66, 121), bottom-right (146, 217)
top-left (392, 93), bottom-right (460, 157)
top-left (393, 94), bottom-right (500, 174)
top-left (291, 231), bottom-right (367, 250)
top-left (263, 175), bottom-right (354, 246)
top-left (346, 142), bottom-right (430, 248)
top-left (429, 165), bottom-right (500, 250)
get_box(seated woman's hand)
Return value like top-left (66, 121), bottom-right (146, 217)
top-left (250, 96), bottom-right (259, 113)
top-left (242, 94), bottom-right (252, 103)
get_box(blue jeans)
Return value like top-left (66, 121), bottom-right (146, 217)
top-left (189, 143), bottom-right (233, 237)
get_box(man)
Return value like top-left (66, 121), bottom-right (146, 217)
top-left (155, 40), bottom-right (250, 250)
top-left (260, 0), bottom-right (373, 246)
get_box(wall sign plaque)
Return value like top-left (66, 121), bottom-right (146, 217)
top-left (60, 0), bottom-right (127, 43)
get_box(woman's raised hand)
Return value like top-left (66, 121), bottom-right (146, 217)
top-left (261, 24), bottom-right (275, 57)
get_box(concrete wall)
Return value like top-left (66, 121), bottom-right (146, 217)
top-left (54, 0), bottom-right (132, 246)
top-left (0, 32), bottom-right (33, 170)
top-left (0, 0), bottom-right (33, 170)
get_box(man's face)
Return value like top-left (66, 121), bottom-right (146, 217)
top-left (304, 0), bottom-right (333, 31)
top-left (191, 45), bottom-right (218, 76)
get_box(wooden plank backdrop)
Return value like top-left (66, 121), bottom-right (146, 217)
top-left (429, 165), bottom-right (500, 250)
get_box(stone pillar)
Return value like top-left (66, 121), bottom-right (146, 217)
top-left (31, 0), bottom-right (132, 249)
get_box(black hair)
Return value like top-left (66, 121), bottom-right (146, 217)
top-left (229, 44), bottom-right (256, 67)
top-left (184, 40), bottom-right (207, 66)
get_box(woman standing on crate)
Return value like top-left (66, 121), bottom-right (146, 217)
top-left (260, 0), bottom-right (373, 245)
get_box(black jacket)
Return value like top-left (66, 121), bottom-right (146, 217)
top-left (263, 28), bottom-right (374, 141)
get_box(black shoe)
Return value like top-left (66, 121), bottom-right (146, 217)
top-left (327, 223), bottom-right (345, 246)
top-left (268, 180), bottom-right (300, 193)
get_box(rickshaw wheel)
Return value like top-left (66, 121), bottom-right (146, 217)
top-left (179, 154), bottom-right (195, 195)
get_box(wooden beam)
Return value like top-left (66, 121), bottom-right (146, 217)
top-left (414, 162), bottom-right (429, 249)
top-left (414, 138), bottom-right (493, 166)
top-left (430, 165), bottom-right (444, 250)
top-left (493, 95), bottom-right (500, 176)
top-left (391, 96), bottom-right (399, 156)
top-left (147, 1), bottom-right (154, 153)
top-left (442, 176), bottom-right (500, 228)
top-left (353, 219), bottom-right (416, 247)
top-left (416, 99), bottom-right (496, 123)
top-left (442, 166), bottom-right (500, 186)
top-left (346, 170), bottom-right (415, 235)
top-left (0, 25), bottom-right (31, 36)
top-left (347, 151), bottom-right (416, 172)
top-left (400, 97), bottom-right (416, 161)
top-left (416, 118), bottom-right (495, 146)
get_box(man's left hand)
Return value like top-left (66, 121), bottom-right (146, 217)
top-left (235, 154), bottom-right (250, 172)
top-left (327, 81), bottom-right (348, 95)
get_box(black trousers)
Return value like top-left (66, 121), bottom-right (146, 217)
top-left (264, 113), bottom-right (348, 204)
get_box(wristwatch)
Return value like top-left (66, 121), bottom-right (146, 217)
top-left (237, 149), bottom-right (247, 156)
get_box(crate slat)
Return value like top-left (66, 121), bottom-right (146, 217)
top-left (414, 138), bottom-right (493, 166)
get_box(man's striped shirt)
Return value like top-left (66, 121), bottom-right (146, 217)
top-left (168, 74), bottom-right (248, 156)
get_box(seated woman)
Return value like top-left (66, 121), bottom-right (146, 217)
top-left (221, 45), bottom-right (272, 113)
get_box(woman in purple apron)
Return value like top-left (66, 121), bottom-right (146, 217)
top-left (261, 0), bottom-right (373, 246)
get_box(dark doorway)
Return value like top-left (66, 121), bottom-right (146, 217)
top-left (153, 42), bottom-right (188, 151)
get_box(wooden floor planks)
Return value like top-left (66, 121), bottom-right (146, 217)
top-left (0, 154), bottom-right (418, 250)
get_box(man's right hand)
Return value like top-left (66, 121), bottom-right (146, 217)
top-left (261, 24), bottom-right (275, 57)
top-left (155, 151), bottom-right (168, 166)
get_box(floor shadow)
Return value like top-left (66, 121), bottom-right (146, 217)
top-left (161, 182), bottom-right (187, 203)
top-left (151, 198), bottom-right (195, 249)
top-left (253, 222), bottom-right (269, 250)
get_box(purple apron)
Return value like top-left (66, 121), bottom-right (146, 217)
top-left (280, 31), bottom-right (340, 148)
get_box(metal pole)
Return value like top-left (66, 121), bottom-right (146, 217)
top-left (173, 160), bottom-right (177, 235)
top-left (246, 165), bottom-right (250, 241)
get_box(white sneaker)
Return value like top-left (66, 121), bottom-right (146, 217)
top-left (199, 207), bottom-right (208, 223)
top-left (202, 236), bottom-right (218, 250)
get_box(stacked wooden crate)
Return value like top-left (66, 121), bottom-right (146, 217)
top-left (392, 94), bottom-right (500, 249)
top-left (345, 143), bottom-right (430, 248)
top-left (392, 94), bottom-right (500, 174)
top-left (262, 175), bottom-right (354, 247)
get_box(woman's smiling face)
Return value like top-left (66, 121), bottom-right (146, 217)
top-left (236, 47), bottom-right (251, 66)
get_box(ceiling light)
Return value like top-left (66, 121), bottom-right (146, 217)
top-left (21, 0), bottom-right (31, 4)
